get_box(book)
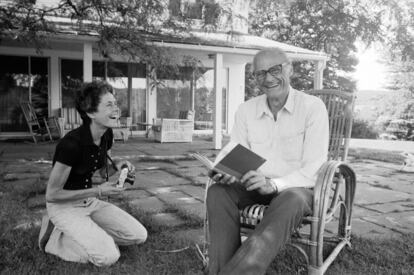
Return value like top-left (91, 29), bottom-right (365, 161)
top-left (192, 142), bottom-right (266, 180)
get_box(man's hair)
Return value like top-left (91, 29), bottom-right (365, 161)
top-left (75, 81), bottom-right (114, 125)
top-left (253, 48), bottom-right (290, 71)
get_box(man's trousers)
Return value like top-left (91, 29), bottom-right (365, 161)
top-left (207, 184), bottom-right (313, 275)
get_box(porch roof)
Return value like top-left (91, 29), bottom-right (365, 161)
top-left (1, 11), bottom-right (329, 61)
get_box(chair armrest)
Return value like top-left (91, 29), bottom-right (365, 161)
top-left (310, 160), bottom-right (356, 241)
top-left (313, 161), bottom-right (356, 217)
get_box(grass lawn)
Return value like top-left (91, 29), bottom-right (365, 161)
top-left (1, 189), bottom-right (413, 275)
top-left (348, 147), bottom-right (405, 164)
top-left (1, 147), bottom-right (413, 274)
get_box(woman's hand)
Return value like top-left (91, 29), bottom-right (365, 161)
top-left (99, 181), bottom-right (125, 196)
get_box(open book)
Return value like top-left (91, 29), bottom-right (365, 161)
top-left (192, 142), bottom-right (266, 180)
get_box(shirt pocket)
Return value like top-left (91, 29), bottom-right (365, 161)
top-left (247, 129), bottom-right (271, 159)
top-left (278, 131), bottom-right (304, 161)
top-left (247, 120), bottom-right (270, 144)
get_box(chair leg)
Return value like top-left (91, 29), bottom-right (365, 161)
top-left (42, 117), bottom-right (53, 141)
top-left (308, 265), bottom-right (323, 275)
top-left (28, 127), bottom-right (38, 144)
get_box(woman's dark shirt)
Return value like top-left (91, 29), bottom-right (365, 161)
top-left (52, 124), bottom-right (113, 190)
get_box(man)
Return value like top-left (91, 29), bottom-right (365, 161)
top-left (206, 48), bottom-right (329, 274)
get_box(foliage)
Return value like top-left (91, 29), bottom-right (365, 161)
top-left (377, 0), bottom-right (414, 120)
top-left (248, 0), bottom-right (383, 93)
top-left (0, 0), bottom-right (221, 75)
top-left (379, 0), bottom-right (414, 64)
top-left (351, 119), bottom-right (378, 139)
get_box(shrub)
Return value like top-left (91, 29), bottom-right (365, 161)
top-left (351, 119), bottom-right (378, 139)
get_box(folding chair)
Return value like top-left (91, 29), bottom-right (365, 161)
top-left (200, 89), bottom-right (357, 274)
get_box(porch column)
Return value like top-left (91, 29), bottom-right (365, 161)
top-left (190, 71), bottom-right (195, 110)
top-left (83, 43), bottom-right (93, 82)
top-left (128, 64), bottom-right (133, 117)
top-left (213, 53), bottom-right (224, 149)
top-left (227, 63), bottom-right (245, 134)
top-left (49, 54), bottom-right (61, 117)
top-left (146, 65), bottom-right (157, 124)
top-left (314, 60), bottom-right (326, 89)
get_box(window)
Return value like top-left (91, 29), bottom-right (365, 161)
top-left (169, 0), bottom-right (219, 23)
top-left (61, 59), bottom-right (83, 108)
top-left (194, 68), bottom-right (228, 130)
top-left (93, 61), bottom-right (147, 125)
top-left (61, 60), bottom-right (147, 125)
top-left (0, 55), bottom-right (48, 132)
top-left (156, 66), bottom-right (228, 130)
top-left (156, 66), bottom-right (193, 119)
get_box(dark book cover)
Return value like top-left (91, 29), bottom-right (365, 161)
top-left (214, 144), bottom-right (266, 179)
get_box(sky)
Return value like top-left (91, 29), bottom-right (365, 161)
top-left (354, 43), bottom-right (387, 91)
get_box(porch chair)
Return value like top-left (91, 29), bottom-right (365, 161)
top-left (20, 102), bottom-right (61, 143)
top-left (200, 89), bottom-right (357, 274)
top-left (58, 107), bottom-right (83, 137)
top-left (153, 110), bottom-right (195, 143)
top-left (113, 116), bottom-right (132, 142)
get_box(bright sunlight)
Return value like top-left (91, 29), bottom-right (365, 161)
top-left (354, 44), bottom-right (387, 91)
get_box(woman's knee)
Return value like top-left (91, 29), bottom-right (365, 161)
top-left (90, 246), bottom-right (120, 266)
top-left (132, 226), bottom-right (147, 244)
top-left (119, 223), bottom-right (148, 245)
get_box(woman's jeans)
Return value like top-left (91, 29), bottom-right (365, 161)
top-left (45, 197), bottom-right (147, 266)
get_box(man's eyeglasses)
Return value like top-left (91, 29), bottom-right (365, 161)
top-left (254, 62), bottom-right (289, 82)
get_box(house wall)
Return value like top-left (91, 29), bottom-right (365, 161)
top-left (0, 38), bottom-right (249, 134)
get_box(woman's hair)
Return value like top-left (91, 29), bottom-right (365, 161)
top-left (75, 81), bottom-right (114, 125)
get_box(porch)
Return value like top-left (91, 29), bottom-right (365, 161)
top-left (0, 29), bottom-right (328, 149)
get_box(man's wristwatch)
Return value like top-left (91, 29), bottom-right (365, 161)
top-left (267, 178), bottom-right (279, 194)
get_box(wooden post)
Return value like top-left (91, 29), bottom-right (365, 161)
top-left (83, 43), bottom-right (93, 82)
top-left (213, 53), bottom-right (223, 149)
top-left (314, 60), bottom-right (326, 89)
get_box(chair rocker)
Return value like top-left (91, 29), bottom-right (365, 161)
top-left (200, 89), bottom-right (357, 275)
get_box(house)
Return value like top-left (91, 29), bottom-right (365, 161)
top-left (0, 0), bottom-right (328, 148)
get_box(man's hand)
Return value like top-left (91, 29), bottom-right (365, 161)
top-left (240, 171), bottom-right (275, 195)
top-left (208, 170), bottom-right (237, 185)
top-left (99, 181), bottom-right (125, 196)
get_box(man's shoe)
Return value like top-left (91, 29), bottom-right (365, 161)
top-left (38, 214), bottom-right (54, 252)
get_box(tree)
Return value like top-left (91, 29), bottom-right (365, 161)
top-left (0, 0), bottom-right (223, 74)
top-left (247, 0), bottom-right (383, 95)
top-left (370, 0), bottom-right (414, 128)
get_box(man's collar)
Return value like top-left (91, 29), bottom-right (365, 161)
top-left (256, 87), bottom-right (295, 118)
top-left (284, 87), bottom-right (295, 114)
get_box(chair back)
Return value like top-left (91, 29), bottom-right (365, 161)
top-left (60, 107), bottom-right (82, 129)
top-left (179, 110), bottom-right (195, 120)
top-left (20, 102), bottom-right (41, 128)
top-left (308, 89), bottom-right (355, 161)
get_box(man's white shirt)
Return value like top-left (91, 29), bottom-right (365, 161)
top-left (228, 88), bottom-right (329, 192)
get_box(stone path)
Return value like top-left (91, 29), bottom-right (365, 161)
top-left (0, 137), bottom-right (413, 246)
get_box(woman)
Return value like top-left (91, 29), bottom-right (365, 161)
top-left (38, 81), bottom-right (147, 266)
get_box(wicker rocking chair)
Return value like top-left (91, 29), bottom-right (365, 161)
top-left (200, 89), bottom-right (357, 274)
